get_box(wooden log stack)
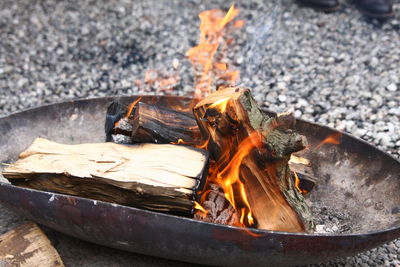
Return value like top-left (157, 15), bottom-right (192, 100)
top-left (3, 88), bottom-right (314, 232)
top-left (3, 138), bottom-right (209, 216)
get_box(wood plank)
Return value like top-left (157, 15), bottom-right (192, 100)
top-left (0, 222), bottom-right (64, 267)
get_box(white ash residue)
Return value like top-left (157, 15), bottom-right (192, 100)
top-left (311, 202), bottom-right (353, 234)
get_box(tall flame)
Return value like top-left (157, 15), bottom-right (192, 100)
top-left (186, 5), bottom-right (242, 99)
top-left (160, 5), bottom-right (262, 230)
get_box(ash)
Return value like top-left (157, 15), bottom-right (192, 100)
top-left (310, 201), bottom-right (353, 234)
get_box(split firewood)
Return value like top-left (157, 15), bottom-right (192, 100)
top-left (3, 138), bottom-right (209, 216)
top-left (0, 222), bottom-right (64, 267)
top-left (193, 87), bottom-right (313, 232)
top-left (106, 100), bottom-right (201, 145)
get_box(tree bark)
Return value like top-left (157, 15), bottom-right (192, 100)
top-left (193, 87), bottom-right (313, 232)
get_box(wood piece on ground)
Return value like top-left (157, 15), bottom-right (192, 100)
top-left (0, 222), bottom-right (64, 267)
top-left (193, 87), bottom-right (313, 232)
top-left (3, 138), bottom-right (209, 216)
top-left (105, 100), bottom-right (201, 145)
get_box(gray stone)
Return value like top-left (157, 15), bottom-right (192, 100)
top-left (387, 83), bottom-right (397, 92)
top-left (278, 94), bottom-right (287, 102)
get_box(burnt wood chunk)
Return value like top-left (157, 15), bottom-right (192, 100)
top-left (105, 100), bottom-right (127, 141)
top-left (0, 222), bottom-right (64, 267)
top-left (194, 183), bottom-right (240, 226)
top-left (106, 100), bottom-right (201, 145)
top-left (3, 138), bottom-right (209, 216)
top-left (193, 87), bottom-right (313, 232)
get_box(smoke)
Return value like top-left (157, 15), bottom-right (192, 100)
top-left (239, 3), bottom-right (282, 86)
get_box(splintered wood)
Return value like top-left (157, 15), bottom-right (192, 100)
top-left (0, 222), bottom-right (64, 267)
top-left (3, 138), bottom-right (209, 215)
top-left (193, 87), bottom-right (313, 232)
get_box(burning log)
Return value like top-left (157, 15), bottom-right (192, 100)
top-left (106, 100), bottom-right (201, 145)
top-left (3, 138), bottom-right (209, 216)
top-left (193, 87), bottom-right (313, 232)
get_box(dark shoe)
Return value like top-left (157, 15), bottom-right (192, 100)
top-left (354, 0), bottom-right (393, 18)
top-left (296, 0), bottom-right (340, 12)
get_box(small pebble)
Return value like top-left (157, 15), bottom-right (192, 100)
top-left (387, 83), bottom-right (397, 92)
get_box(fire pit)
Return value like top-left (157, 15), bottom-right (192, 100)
top-left (0, 95), bottom-right (399, 266)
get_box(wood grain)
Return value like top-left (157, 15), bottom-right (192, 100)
top-left (3, 138), bottom-right (209, 215)
top-left (0, 222), bottom-right (64, 267)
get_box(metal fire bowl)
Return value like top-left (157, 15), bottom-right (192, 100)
top-left (0, 95), bottom-right (399, 266)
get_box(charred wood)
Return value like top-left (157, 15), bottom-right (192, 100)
top-left (106, 101), bottom-right (201, 145)
top-left (194, 183), bottom-right (240, 226)
top-left (193, 87), bottom-right (313, 232)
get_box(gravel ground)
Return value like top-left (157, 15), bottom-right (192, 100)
top-left (1, 0), bottom-right (400, 265)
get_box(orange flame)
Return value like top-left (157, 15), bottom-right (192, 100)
top-left (114, 97), bottom-right (142, 128)
top-left (125, 97), bottom-right (142, 119)
top-left (171, 138), bottom-right (191, 145)
top-left (208, 96), bottom-right (230, 113)
top-left (210, 131), bottom-right (263, 227)
top-left (214, 62), bottom-right (227, 70)
top-left (293, 171), bottom-right (308, 195)
top-left (194, 201), bottom-right (208, 214)
top-left (186, 4), bottom-right (242, 99)
top-left (315, 132), bottom-right (343, 150)
top-left (196, 136), bottom-right (210, 150)
top-left (233, 20), bottom-right (245, 28)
